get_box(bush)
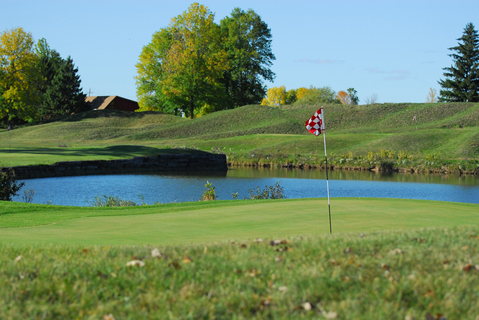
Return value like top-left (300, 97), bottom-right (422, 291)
top-left (89, 195), bottom-right (145, 207)
top-left (245, 181), bottom-right (286, 200)
top-left (201, 181), bottom-right (217, 201)
top-left (0, 169), bottom-right (25, 201)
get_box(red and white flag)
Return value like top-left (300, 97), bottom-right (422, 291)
top-left (305, 108), bottom-right (324, 136)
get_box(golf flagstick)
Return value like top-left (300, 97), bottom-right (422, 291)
top-left (322, 109), bottom-right (332, 234)
top-left (305, 107), bottom-right (332, 234)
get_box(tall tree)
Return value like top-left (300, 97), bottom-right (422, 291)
top-left (35, 38), bottom-right (66, 118)
top-left (41, 56), bottom-right (87, 117)
top-left (220, 8), bottom-right (276, 108)
top-left (0, 27), bottom-right (40, 124)
top-left (136, 3), bottom-right (229, 118)
top-left (438, 22), bottom-right (479, 102)
top-left (36, 39), bottom-right (63, 94)
top-left (136, 28), bottom-right (173, 113)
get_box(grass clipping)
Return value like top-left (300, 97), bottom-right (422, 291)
top-left (1, 225), bottom-right (478, 319)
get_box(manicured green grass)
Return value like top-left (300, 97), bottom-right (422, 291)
top-left (1, 198), bottom-right (478, 246)
top-left (0, 145), bottom-right (207, 167)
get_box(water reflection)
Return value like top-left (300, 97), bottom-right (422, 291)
top-left (13, 168), bottom-right (479, 207)
top-left (227, 167), bottom-right (479, 186)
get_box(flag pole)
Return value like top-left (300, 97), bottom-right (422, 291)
top-left (305, 107), bottom-right (332, 234)
top-left (322, 107), bottom-right (332, 234)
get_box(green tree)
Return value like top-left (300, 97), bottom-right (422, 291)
top-left (35, 38), bottom-right (67, 118)
top-left (439, 22), bottom-right (479, 102)
top-left (136, 3), bottom-right (229, 118)
top-left (41, 56), bottom-right (87, 117)
top-left (347, 88), bottom-right (359, 105)
top-left (220, 8), bottom-right (275, 108)
top-left (135, 28), bottom-right (173, 113)
top-left (285, 88), bottom-right (297, 104)
top-left (0, 27), bottom-right (40, 124)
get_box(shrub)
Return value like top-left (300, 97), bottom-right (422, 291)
top-left (245, 181), bottom-right (286, 200)
top-left (22, 189), bottom-right (35, 203)
top-left (201, 181), bottom-right (217, 201)
top-left (89, 195), bottom-right (144, 207)
top-left (0, 169), bottom-right (25, 201)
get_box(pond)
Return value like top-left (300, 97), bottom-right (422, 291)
top-left (12, 168), bottom-right (479, 206)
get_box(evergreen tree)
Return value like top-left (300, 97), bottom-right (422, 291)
top-left (438, 22), bottom-right (479, 102)
top-left (42, 56), bottom-right (87, 117)
top-left (220, 8), bottom-right (275, 108)
top-left (35, 38), bottom-right (66, 118)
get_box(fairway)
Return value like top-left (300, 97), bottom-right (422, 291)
top-left (1, 198), bottom-right (478, 246)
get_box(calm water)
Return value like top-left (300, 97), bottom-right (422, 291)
top-left (13, 168), bottom-right (479, 206)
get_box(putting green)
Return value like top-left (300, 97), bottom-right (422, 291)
top-left (1, 198), bottom-right (478, 246)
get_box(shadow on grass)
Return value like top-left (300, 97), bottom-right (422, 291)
top-left (14, 109), bottom-right (179, 128)
top-left (0, 145), bottom-right (210, 158)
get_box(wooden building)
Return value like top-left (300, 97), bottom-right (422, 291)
top-left (85, 96), bottom-right (139, 112)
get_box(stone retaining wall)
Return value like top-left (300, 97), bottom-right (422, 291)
top-left (2, 154), bottom-right (227, 179)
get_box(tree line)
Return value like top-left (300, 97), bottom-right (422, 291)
top-left (2, 13), bottom-right (478, 129)
top-left (0, 28), bottom-right (87, 126)
top-left (135, 3), bottom-right (275, 118)
top-left (260, 86), bottom-right (359, 107)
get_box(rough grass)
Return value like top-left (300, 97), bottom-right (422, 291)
top-left (1, 225), bottom-right (478, 319)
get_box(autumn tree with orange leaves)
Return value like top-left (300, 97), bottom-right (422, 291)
top-left (336, 88), bottom-right (359, 105)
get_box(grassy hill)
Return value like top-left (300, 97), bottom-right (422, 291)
top-left (0, 103), bottom-right (478, 169)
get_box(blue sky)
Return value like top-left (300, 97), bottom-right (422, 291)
top-left (3, 0), bottom-right (478, 104)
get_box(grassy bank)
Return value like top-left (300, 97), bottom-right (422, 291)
top-left (0, 103), bottom-right (478, 172)
top-left (1, 224), bottom-right (478, 319)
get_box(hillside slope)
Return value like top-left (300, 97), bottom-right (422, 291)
top-left (0, 103), bottom-right (478, 166)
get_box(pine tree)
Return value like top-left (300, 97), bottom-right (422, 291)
top-left (36, 39), bottom-right (66, 118)
top-left (42, 56), bottom-right (87, 117)
top-left (438, 23), bottom-right (479, 102)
